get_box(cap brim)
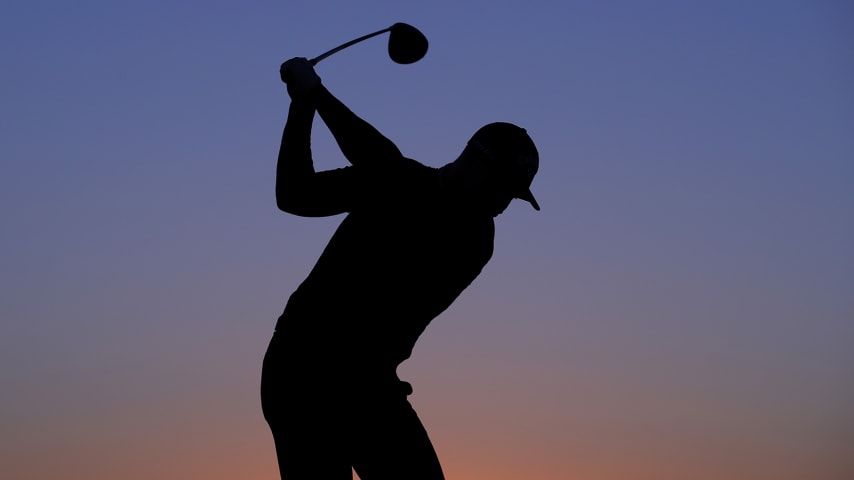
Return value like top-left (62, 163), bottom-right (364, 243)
top-left (518, 188), bottom-right (540, 211)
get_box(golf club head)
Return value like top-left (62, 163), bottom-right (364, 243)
top-left (388, 23), bottom-right (428, 64)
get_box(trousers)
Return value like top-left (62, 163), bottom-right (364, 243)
top-left (260, 332), bottom-right (445, 480)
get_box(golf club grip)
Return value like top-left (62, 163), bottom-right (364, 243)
top-left (310, 26), bottom-right (392, 65)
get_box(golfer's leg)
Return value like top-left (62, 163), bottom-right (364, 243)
top-left (269, 424), bottom-right (352, 480)
top-left (261, 335), bottom-right (352, 480)
top-left (264, 386), bottom-right (351, 479)
top-left (351, 397), bottom-right (444, 480)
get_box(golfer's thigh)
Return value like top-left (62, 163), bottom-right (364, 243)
top-left (351, 399), bottom-right (444, 480)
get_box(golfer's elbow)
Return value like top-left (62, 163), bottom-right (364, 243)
top-left (276, 184), bottom-right (303, 213)
top-left (276, 196), bottom-right (302, 214)
top-left (277, 191), bottom-right (332, 217)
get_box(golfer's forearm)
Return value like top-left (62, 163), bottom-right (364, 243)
top-left (314, 85), bottom-right (402, 166)
top-left (276, 100), bottom-right (316, 211)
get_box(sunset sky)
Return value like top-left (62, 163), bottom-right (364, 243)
top-left (2, 1), bottom-right (852, 479)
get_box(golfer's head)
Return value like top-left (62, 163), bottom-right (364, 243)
top-left (467, 122), bottom-right (540, 214)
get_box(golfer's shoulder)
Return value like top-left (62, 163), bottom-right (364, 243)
top-left (399, 156), bottom-right (433, 173)
top-left (395, 156), bottom-right (440, 187)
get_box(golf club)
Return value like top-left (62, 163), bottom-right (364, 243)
top-left (309, 22), bottom-right (428, 65)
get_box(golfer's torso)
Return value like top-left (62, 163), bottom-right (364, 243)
top-left (279, 188), bottom-right (494, 367)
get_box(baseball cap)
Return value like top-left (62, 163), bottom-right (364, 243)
top-left (468, 122), bottom-right (540, 211)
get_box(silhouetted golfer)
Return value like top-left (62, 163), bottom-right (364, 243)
top-left (261, 57), bottom-right (540, 480)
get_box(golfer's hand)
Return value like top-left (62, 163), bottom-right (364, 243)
top-left (280, 57), bottom-right (321, 99)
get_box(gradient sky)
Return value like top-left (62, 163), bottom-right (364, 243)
top-left (2, 1), bottom-right (853, 479)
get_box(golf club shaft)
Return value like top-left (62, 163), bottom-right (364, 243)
top-left (310, 27), bottom-right (392, 65)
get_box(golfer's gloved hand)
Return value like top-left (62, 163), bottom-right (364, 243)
top-left (280, 57), bottom-right (321, 100)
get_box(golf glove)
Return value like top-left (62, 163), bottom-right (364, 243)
top-left (280, 57), bottom-right (321, 99)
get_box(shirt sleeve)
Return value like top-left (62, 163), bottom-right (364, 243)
top-left (276, 99), bottom-right (360, 217)
top-left (314, 86), bottom-right (406, 169)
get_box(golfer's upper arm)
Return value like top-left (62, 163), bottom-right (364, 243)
top-left (314, 86), bottom-right (406, 169)
top-left (276, 166), bottom-right (357, 217)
